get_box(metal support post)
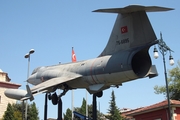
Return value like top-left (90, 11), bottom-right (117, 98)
top-left (92, 94), bottom-right (97, 120)
top-left (44, 93), bottom-right (48, 120)
top-left (58, 98), bottom-right (62, 120)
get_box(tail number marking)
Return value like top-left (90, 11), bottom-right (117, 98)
top-left (116, 38), bottom-right (129, 45)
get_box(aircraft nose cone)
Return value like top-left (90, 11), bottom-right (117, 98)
top-left (27, 74), bottom-right (36, 85)
top-left (27, 78), bottom-right (31, 83)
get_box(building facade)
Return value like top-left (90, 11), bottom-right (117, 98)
top-left (0, 69), bottom-right (21, 119)
top-left (122, 100), bottom-right (180, 120)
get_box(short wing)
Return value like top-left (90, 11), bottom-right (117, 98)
top-left (30, 74), bottom-right (82, 95)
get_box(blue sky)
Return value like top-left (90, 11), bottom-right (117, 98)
top-left (0, 0), bottom-right (180, 119)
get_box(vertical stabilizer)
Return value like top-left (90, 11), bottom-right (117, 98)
top-left (93, 5), bottom-right (174, 56)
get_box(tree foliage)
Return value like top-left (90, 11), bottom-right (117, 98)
top-left (64, 97), bottom-right (106, 120)
top-left (12, 102), bottom-right (23, 120)
top-left (2, 102), bottom-right (39, 120)
top-left (74, 98), bottom-right (88, 119)
top-left (13, 111), bottom-right (22, 120)
top-left (3, 103), bottom-right (15, 120)
top-left (80, 98), bottom-right (86, 115)
top-left (87, 104), bottom-right (105, 120)
top-left (154, 61), bottom-right (180, 100)
top-left (28, 102), bottom-right (39, 120)
top-left (106, 90), bottom-right (123, 120)
top-left (74, 98), bottom-right (88, 120)
top-left (63, 108), bottom-right (72, 120)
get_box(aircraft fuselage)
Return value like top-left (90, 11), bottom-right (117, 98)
top-left (28, 46), bottom-right (151, 93)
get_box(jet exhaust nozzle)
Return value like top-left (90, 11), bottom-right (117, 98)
top-left (131, 48), bottom-right (152, 78)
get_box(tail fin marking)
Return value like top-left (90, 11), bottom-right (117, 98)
top-left (94, 5), bottom-right (174, 56)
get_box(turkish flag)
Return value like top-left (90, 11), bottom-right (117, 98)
top-left (72, 47), bottom-right (76, 62)
top-left (121, 26), bottom-right (128, 34)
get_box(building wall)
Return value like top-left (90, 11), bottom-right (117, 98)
top-left (133, 109), bottom-right (169, 120)
top-left (0, 87), bottom-right (17, 119)
top-left (0, 72), bottom-right (10, 82)
top-left (0, 71), bottom-right (21, 119)
top-left (174, 107), bottom-right (180, 120)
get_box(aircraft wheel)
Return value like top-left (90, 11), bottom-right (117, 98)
top-left (51, 92), bottom-right (58, 105)
top-left (48, 93), bottom-right (52, 100)
top-left (95, 91), bottom-right (103, 98)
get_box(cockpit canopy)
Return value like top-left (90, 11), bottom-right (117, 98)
top-left (31, 67), bottom-right (41, 75)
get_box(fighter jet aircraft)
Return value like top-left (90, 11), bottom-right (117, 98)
top-left (5, 5), bottom-right (173, 105)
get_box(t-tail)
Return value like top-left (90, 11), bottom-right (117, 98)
top-left (93, 5), bottom-right (174, 56)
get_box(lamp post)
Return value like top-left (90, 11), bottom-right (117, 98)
top-left (153, 33), bottom-right (174, 120)
top-left (24, 49), bottom-right (35, 120)
top-left (25, 49), bottom-right (35, 78)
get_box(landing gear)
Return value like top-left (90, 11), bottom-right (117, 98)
top-left (51, 92), bottom-right (58, 105)
top-left (47, 85), bottom-right (69, 105)
top-left (94, 91), bottom-right (103, 98)
top-left (48, 93), bottom-right (52, 100)
top-left (44, 84), bottom-right (69, 120)
top-left (43, 85), bottom-right (102, 120)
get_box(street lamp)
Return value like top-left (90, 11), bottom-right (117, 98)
top-left (25, 49), bottom-right (35, 78)
top-left (24, 49), bottom-right (35, 120)
top-left (153, 32), bottom-right (174, 120)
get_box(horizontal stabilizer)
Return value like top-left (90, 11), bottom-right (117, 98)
top-left (93, 5), bottom-right (174, 13)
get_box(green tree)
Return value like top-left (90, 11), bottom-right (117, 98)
top-left (2, 102), bottom-right (39, 120)
top-left (63, 108), bottom-right (72, 120)
top-left (73, 98), bottom-right (106, 120)
top-left (12, 102), bottom-right (23, 120)
top-left (74, 98), bottom-right (86, 116)
top-left (28, 102), bottom-right (39, 120)
top-left (3, 103), bottom-right (15, 120)
top-left (88, 104), bottom-right (105, 120)
top-left (154, 61), bottom-right (180, 100)
top-left (80, 98), bottom-right (86, 115)
top-left (13, 111), bottom-right (22, 120)
top-left (106, 90), bottom-right (123, 120)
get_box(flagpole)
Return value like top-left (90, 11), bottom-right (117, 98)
top-left (72, 90), bottom-right (74, 120)
top-left (71, 47), bottom-right (76, 120)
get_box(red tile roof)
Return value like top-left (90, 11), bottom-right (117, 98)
top-left (121, 107), bottom-right (143, 119)
top-left (126, 100), bottom-right (180, 116)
